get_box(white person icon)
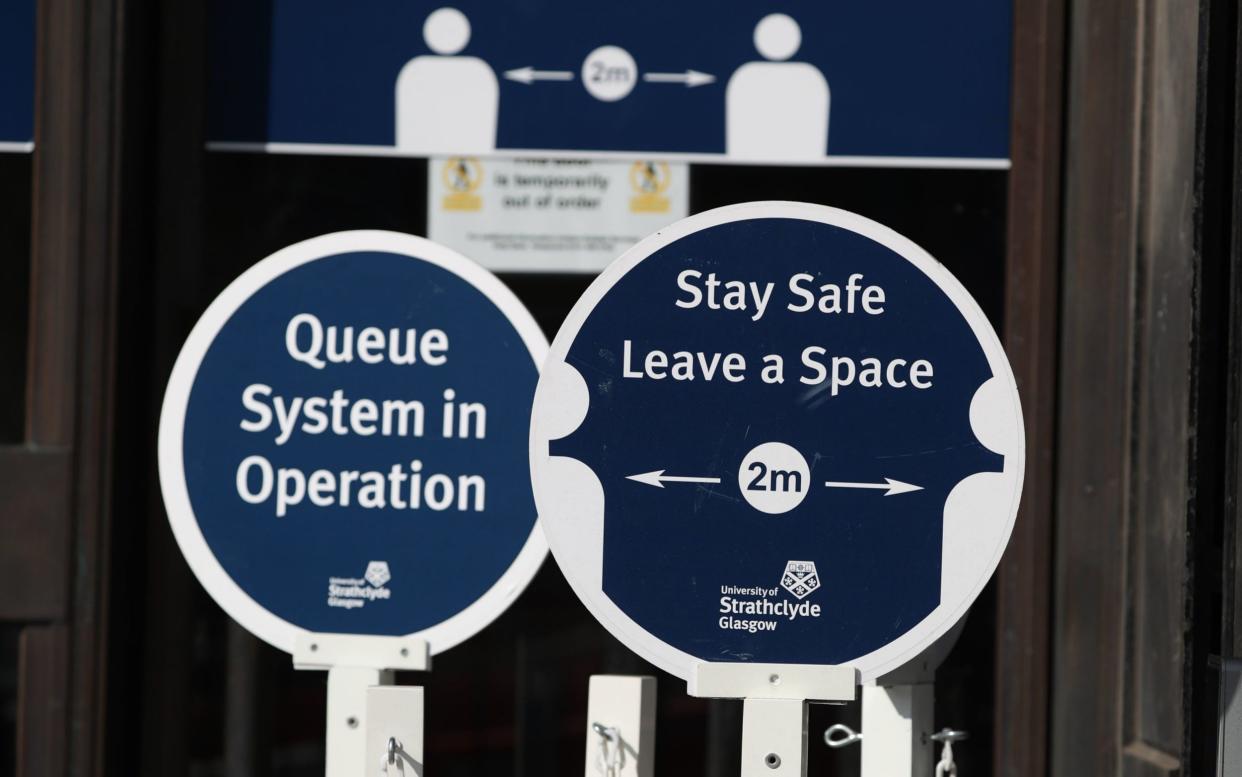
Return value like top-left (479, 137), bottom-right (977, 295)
top-left (725, 14), bottom-right (831, 161)
top-left (396, 7), bottom-right (499, 154)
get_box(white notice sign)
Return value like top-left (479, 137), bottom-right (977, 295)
top-left (427, 157), bottom-right (688, 273)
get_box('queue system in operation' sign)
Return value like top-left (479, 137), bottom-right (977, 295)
top-left (530, 203), bottom-right (1025, 682)
top-left (207, 1), bottom-right (1011, 166)
top-left (159, 231), bottom-right (548, 653)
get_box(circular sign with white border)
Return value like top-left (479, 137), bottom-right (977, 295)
top-left (160, 230), bottom-right (548, 654)
top-left (530, 202), bottom-right (1023, 682)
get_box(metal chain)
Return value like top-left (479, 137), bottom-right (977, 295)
top-left (934, 740), bottom-right (956, 777)
top-left (378, 737), bottom-right (405, 776)
top-left (931, 728), bottom-right (968, 777)
top-left (823, 723), bottom-right (862, 748)
top-left (592, 722), bottom-right (624, 777)
top-left (821, 720), bottom-right (966, 775)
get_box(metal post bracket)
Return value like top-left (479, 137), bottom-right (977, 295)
top-left (292, 632), bottom-right (430, 672)
top-left (688, 661), bottom-right (857, 702)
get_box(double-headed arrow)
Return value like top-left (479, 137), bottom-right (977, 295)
top-left (627, 470), bottom-right (922, 496)
top-left (503, 68), bottom-right (716, 88)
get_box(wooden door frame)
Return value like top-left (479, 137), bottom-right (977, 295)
top-left (993, 0), bottom-right (1065, 773)
top-left (1044, 0), bottom-right (1208, 774)
top-left (8, 0), bottom-right (126, 774)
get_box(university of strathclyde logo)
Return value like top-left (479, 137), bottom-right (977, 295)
top-left (780, 560), bottom-right (820, 600)
top-left (326, 562), bottom-right (392, 609)
top-left (365, 561), bottom-right (391, 588)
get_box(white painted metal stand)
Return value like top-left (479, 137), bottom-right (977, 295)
top-left (293, 633), bottom-right (430, 777)
top-left (584, 675), bottom-right (657, 777)
top-left (368, 686), bottom-right (427, 775)
top-left (689, 662), bottom-right (857, 777)
top-left (849, 614), bottom-right (966, 777)
top-left (860, 683), bottom-right (934, 777)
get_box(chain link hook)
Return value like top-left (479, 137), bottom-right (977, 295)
top-left (823, 723), bottom-right (862, 748)
top-left (592, 721), bottom-right (624, 777)
top-left (379, 737), bottom-right (404, 776)
top-left (931, 728), bottom-right (968, 776)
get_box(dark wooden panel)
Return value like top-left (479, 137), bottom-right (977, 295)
top-left (993, 0), bottom-right (1065, 772)
top-left (1120, 2), bottom-right (1200, 772)
top-left (1051, 0), bottom-right (1143, 771)
top-left (16, 626), bottom-right (68, 777)
top-left (63, 0), bottom-right (123, 772)
top-left (22, 0), bottom-right (126, 773)
top-left (26, 0), bottom-right (87, 449)
top-left (0, 448), bottom-right (70, 620)
top-left (1052, 0), bottom-right (1203, 773)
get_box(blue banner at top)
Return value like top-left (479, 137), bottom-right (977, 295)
top-left (208, 1), bottom-right (1012, 167)
top-left (0, 0), bottom-right (35, 151)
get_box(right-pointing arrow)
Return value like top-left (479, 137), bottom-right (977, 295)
top-left (642, 69), bottom-right (716, 87)
top-left (823, 478), bottom-right (924, 497)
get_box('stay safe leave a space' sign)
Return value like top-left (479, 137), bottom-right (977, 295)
top-left (530, 202), bottom-right (1024, 681)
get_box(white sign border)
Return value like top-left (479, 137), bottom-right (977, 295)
top-left (529, 201), bottom-right (1025, 683)
top-left (158, 230), bottom-right (550, 656)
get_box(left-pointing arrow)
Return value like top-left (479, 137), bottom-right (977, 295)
top-left (626, 470), bottom-right (722, 489)
top-left (504, 66), bottom-right (575, 84)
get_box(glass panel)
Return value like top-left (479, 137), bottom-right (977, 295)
top-left (0, 624), bottom-right (19, 775)
top-left (109, 5), bottom-right (1009, 774)
top-left (0, 152), bottom-right (31, 443)
top-left (0, 0), bottom-right (34, 443)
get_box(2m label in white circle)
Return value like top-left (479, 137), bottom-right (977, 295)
top-left (582, 45), bottom-right (637, 102)
top-left (738, 442), bottom-right (810, 514)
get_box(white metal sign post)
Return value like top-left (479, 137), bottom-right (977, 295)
top-left (158, 231), bottom-right (549, 776)
top-left (822, 616), bottom-right (968, 776)
top-left (529, 202), bottom-right (1025, 776)
top-left (292, 633), bottom-right (431, 774)
top-left (585, 675), bottom-right (657, 777)
top-left (694, 662), bottom-right (856, 775)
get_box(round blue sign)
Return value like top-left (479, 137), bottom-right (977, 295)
top-left (159, 231), bottom-right (548, 653)
top-left (530, 203), bottom-right (1023, 682)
